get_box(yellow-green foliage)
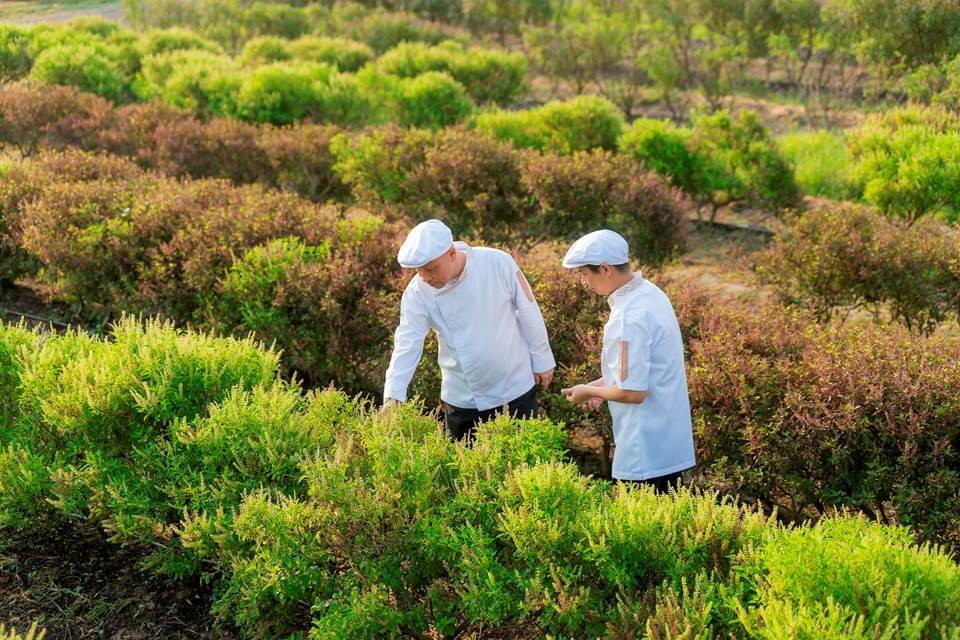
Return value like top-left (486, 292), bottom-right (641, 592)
top-left (0, 318), bottom-right (957, 638)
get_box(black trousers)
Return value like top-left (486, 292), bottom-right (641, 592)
top-left (618, 470), bottom-right (684, 494)
top-left (443, 385), bottom-right (538, 443)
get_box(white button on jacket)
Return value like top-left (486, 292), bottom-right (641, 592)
top-left (384, 243), bottom-right (556, 411)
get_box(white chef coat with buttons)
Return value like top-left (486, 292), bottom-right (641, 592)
top-left (602, 276), bottom-right (695, 480)
top-left (383, 243), bottom-right (556, 411)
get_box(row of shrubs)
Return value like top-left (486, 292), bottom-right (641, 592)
top-left (1, 150), bottom-right (958, 554)
top-left (1, 84), bottom-right (814, 234)
top-left (0, 18), bottom-right (523, 124)
top-left (0, 317), bottom-right (958, 639)
top-left (0, 90), bottom-right (690, 249)
top-left (755, 203), bottom-right (960, 333)
top-left (121, 0), bottom-right (464, 54)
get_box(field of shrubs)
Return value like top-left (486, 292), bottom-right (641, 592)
top-left (1, 0), bottom-right (960, 638)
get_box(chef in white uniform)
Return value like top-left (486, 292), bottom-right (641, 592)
top-left (383, 219), bottom-right (556, 442)
top-left (560, 229), bottom-right (695, 492)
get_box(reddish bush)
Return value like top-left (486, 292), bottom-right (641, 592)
top-left (685, 293), bottom-right (960, 548)
top-left (520, 150), bottom-right (689, 264)
top-left (0, 83), bottom-right (113, 156)
top-left (755, 203), bottom-right (960, 332)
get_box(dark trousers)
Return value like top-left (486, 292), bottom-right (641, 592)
top-left (443, 385), bottom-right (538, 443)
top-left (618, 470), bottom-right (684, 494)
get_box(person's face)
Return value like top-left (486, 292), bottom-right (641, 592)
top-left (416, 247), bottom-right (458, 288)
top-left (576, 264), bottom-right (617, 295)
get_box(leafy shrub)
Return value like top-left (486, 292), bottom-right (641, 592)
top-left (377, 40), bottom-right (527, 104)
top-left (134, 49), bottom-right (241, 116)
top-left (738, 518), bottom-right (960, 639)
top-left (0, 83), bottom-right (114, 156)
top-left (0, 26), bottom-right (33, 84)
top-left (686, 290), bottom-right (960, 550)
top-left (0, 293), bottom-right (957, 638)
top-left (136, 27), bottom-right (224, 56)
top-left (345, 9), bottom-right (453, 54)
top-left (754, 203), bottom-right (960, 332)
top-left (396, 70), bottom-right (474, 129)
top-left (241, 1), bottom-right (311, 40)
top-left (287, 35), bottom-right (373, 72)
top-left (10, 151), bottom-right (336, 320)
top-left (238, 35), bottom-right (292, 66)
top-left (687, 110), bottom-right (801, 218)
top-left (619, 117), bottom-right (709, 198)
top-left (777, 129), bottom-right (853, 200)
top-left (473, 95), bottom-right (624, 154)
top-left (846, 106), bottom-right (960, 224)
top-left (520, 149), bottom-right (687, 264)
top-left (29, 42), bottom-right (131, 103)
top-left (212, 215), bottom-right (403, 391)
top-left (330, 124), bottom-right (434, 206)
top-left (235, 61), bottom-right (333, 125)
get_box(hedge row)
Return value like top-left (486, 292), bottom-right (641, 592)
top-left (0, 150), bottom-right (401, 394)
top-left (0, 101), bottom-right (690, 256)
top-left (0, 85), bottom-right (347, 201)
top-left (1, 20), bottom-right (512, 126)
top-left (755, 203), bottom-right (960, 332)
top-left (122, 1), bottom-right (462, 54)
top-left (0, 318), bottom-right (958, 639)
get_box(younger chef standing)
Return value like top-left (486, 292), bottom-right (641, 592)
top-left (560, 229), bottom-right (695, 492)
top-left (383, 219), bottom-right (556, 442)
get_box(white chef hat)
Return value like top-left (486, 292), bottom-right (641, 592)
top-left (562, 229), bottom-right (629, 268)
top-left (397, 219), bottom-right (454, 268)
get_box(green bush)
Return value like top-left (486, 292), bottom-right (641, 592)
top-left (29, 42), bottom-right (131, 103)
top-left (241, 1), bottom-right (311, 40)
top-left (473, 95), bottom-right (624, 154)
top-left (619, 117), bottom-right (707, 198)
top-left (377, 40), bottom-right (527, 105)
top-left (238, 35), bottom-right (292, 66)
top-left (235, 61), bottom-right (333, 125)
top-left (847, 106), bottom-right (960, 224)
top-left (738, 518), bottom-right (960, 639)
top-left (778, 129), bottom-right (853, 200)
top-left (136, 26), bottom-right (224, 56)
top-left (331, 125), bottom-right (532, 239)
top-left (0, 26), bottom-right (33, 84)
top-left (688, 110), bottom-right (801, 218)
top-left (134, 49), bottom-right (241, 116)
top-left (287, 35), bottom-right (373, 72)
top-left (345, 9), bottom-right (453, 54)
top-left (396, 70), bottom-right (474, 129)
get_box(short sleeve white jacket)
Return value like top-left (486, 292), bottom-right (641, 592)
top-left (602, 276), bottom-right (695, 480)
top-left (384, 243), bottom-right (556, 410)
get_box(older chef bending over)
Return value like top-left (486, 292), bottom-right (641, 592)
top-left (383, 219), bottom-right (556, 442)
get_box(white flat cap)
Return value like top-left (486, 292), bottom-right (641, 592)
top-left (562, 229), bottom-right (629, 268)
top-left (397, 219), bottom-right (454, 268)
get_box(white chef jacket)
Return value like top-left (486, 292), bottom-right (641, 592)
top-left (384, 243), bottom-right (556, 410)
top-left (602, 276), bottom-right (695, 480)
